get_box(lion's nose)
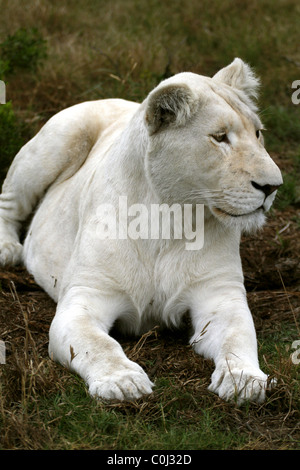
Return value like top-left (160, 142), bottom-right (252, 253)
top-left (251, 181), bottom-right (282, 197)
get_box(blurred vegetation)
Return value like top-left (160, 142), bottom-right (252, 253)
top-left (1, 0), bottom-right (298, 199)
top-left (0, 102), bottom-right (29, 183)
top-left (0, 26), bottom-right (48, 184)
top-left (0, 0), bottom-right (299, 177)
top-left (0, 27), bottom-right (47, 76)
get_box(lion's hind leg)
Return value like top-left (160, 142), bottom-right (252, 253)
top-left (0, 103), bottom-right (100, 266)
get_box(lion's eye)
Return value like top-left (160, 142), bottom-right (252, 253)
top-left (212, 133), bottom-right (228, 143)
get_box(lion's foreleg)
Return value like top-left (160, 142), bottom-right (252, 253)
top-left (190, 286), bottom-right (273, 404)
top-left (48, 286), bottom-right (154, 401)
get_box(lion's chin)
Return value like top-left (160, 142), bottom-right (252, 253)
top-left (211, 207), bottom-right (266, 234)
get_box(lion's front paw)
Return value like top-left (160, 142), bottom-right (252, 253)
top-left (88, 363), bottom-right (154, 401)
top-left (0, 240), bottom-right (23, 266)
top-left (208, 362), bottom-right (275, 405)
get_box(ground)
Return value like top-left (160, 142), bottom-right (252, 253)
top-left (0, 176), bottom-right (299, 449)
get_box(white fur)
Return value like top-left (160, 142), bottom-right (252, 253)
top-left (0, 59), bottom-right (282, 403)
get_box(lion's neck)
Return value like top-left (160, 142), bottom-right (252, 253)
top-left (107, 106), bottom-right (157, 205)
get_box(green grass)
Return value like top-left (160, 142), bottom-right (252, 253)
top-left (4, 372), bottom-right (247, 450)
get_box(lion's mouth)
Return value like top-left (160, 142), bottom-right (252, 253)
top-left (213, 206), bottom-right (264, 218)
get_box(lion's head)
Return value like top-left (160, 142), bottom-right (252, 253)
top-left (144, 58), bottom-right (282, 233)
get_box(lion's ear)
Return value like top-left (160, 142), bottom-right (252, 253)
top-left (145, 83), bottom-right (196, 135)
top-left (213, 58), bottom-right (260, 100)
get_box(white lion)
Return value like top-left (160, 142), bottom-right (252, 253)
top-left (0, 58), bottom-right (282, 404)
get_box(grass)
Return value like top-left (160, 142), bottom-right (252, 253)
top-left (0, 279), bottom-right (299, 450)
top-left (34, 386), bottom-right (245, 450)
top-left (0, 0), bottom-right (300, 451)
top-left (0, 0), bottom-right (300, 133)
